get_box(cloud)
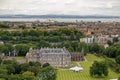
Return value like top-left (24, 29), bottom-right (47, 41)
top-left (0, 0), bottom-right (119, 16)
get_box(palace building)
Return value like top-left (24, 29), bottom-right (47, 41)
top-left (26, 47), bottom-right (84, 67)
top-left (26, 47), bottom-right (71, 67)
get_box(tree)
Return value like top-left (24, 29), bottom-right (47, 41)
top-left (89, 44), bottom-right (100, 53)
top-left (22, 71), bottom-right (35, 77)
top-left (1, 46), bottom-right (9, 55)
top-left (0, 58), bottom-right (2, 64)
top-left (38, 66), bottom-right (56, 80)
top-left (27, 66), bottom-right (39, 76)
top-left (67, 46), bottom-right (74, 52)
top-left (107, 40), bottom-right (113, 46)
top-left (29, 61), bottom-right (41, 67)
top-left (0, 44), bottom-right (9, 55)
top-left (90, 61), bottom-right (108, 77)
top-left (113, 37), bottom-right (119, 43)
top-left (78, 42), bottom-right (89, 55)
top-left (6, 64), bottom-right (15, 74)
top-left (37, 40), bottom-right (50, 48)
top-left (19, 25), bottom-right (26, 29)
top-left (70, 32), bottom-right (75, 40)
top-left (0, 68), bottom-right (7, 75)
top-left (4, 43), bottom-right (14, 55)
top-left (42, 63), bottom-right (50, 68)
top-left (98, 45), bottom-right (105, 54)
top-left (0, 24), bottom-right (10, 28)
top-left (104, 46), bottom-right (118, 58)
top-left (4, 74), bottom-right (37, 80)
top-left (15, 44), bottom-right (30, 56)
top-left (62, 41), bottom-right (71, 48)
top-left (115, 55), bottom-right (120, 64)
top-left (19, 63), bottom-right (29, 72)
top-left (76, 32), bottom-right (82, 40)
top-left (5, 43), bottom-right (14, 52)
top-left (89, 44), bottom-right (105, 54)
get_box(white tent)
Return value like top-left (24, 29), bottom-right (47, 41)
top-left (69, 66), bottom-right (83, 72)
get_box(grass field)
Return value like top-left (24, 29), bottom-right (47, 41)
top-left (57, 54), bottom-right (120, 80)
top-left (14, 56), bottom-right (25, 60)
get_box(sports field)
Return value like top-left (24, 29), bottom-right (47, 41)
top-left (57, 54), bottom-right (120, 80)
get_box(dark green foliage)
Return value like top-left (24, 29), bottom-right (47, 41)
top-left (89, 44), bottom-right (105, 54)
top-left (0, 60), bottom-right (56, 80)
top-left (3, 74), bottom-right (37, 80)
top-left (5, 43), bottom-right (14, 53)
top-left (19, 63), bottom-right (29, 72)
top-left (113, 37), bottom-right (119, 43)
top-left (0, 24), bottom-right (9, 28)
top-left (0, 67), bottom-right (7, 76)
top-left (37, 40), bottom-right (50, 48)
top-left (42, 63), bottom-right (50, 68)
top-left (27, 66), bottom-right (39, 76)
top-left (77, 42), bottom-right (89, 55)
top-left (15, 44), bottom-right (30, 56)
top-left (2, 60), bottom-right (20, 74)
top-left (38, 66), bottom-right (56, 80)
top-left (105, 58), bottom-right (120, 73)
top-left (115, 55), bottom-right (120, 64)
top-left (107, 40), bottom-right (113, 46)
top-left (29, 61), bottom-right (41, 67)
top-left (19, 25), bottom-right (26, 29)
top-left (0, 43), bottom-right (14, 55)
top-left (0, 28), bottom-right (84, 54)
top-left (53, 41), bottom-right (89, 53)
top-left (90, 61), bottom-right (108, 77)
top-left (2, 59), bottom-right (17, 65)
top-left (104, 44), bottom-right (120, 58)
top-left (0, 58), bottom-right (2, 64)
top-left (0, 28), bottom-right (83, 44)
top-left (6, 64), bottom-right (15, 74)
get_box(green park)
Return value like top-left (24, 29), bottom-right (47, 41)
top-left (57, 54), bottom-right (120, 80)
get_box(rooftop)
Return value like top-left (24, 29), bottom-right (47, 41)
top-left (40, 48), bottom-right (70, 55)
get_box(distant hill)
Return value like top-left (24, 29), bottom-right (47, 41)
top-left (0, 14), bottom-right (119, 19)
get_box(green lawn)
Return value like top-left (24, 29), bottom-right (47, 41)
top-left (14, 56), bottom-right (25, 60)
top-left (57, 54), bottom-right (120, 80)
top-left (0, 78), bottom-right (5, 80)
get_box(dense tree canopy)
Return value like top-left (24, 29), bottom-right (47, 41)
top-left (0, 60), bottom-right (56, 80)
top-left (0, 43), bottom-right (14, 55)
top-left (89, 43), bottom-right (105, 54)
top-left (0, 24), bottom-right (10, 28)
top-left (0, 28), bottom-right (83, 44)
top-left (115, 55), bottom-right (120, 64)
top-left (90, 61), bottom-right (108, 77)
top-left (104, 44), bottom-right (120, 58)
top-left (15, 44), bottom-right (30, 56)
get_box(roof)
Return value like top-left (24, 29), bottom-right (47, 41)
top-left (40, 48), bottom-right (70, 55)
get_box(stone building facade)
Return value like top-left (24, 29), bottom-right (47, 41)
top-left (71, 52), bottom-right (84, 61)
top-left (26, 48), bottom-right (71, 67)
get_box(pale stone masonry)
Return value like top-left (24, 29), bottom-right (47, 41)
top-left (26, 47), bottom-right (71, 67)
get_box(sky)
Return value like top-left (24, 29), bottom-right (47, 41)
top-left (0, 0), bottom-right (120, 16)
